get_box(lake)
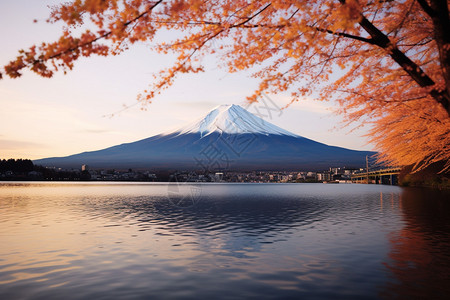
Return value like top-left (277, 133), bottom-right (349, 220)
top-left (0, 182), bottom-right (449, 299)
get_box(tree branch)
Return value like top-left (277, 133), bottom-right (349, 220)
top-left (428, 0), bottom-right (450, 105)
top-left (314, 27), bottom-right (375, 44)
top-left (416, 0), bottom-right (436, 18)
top-left (233, 3), bottom-right (272, 27)
top-left (339, 0), bottom-right (450, 116)
top-left (11, 0), bottom-right (164, 73)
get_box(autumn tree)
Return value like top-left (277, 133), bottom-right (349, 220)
top-left (1, 0), bottom-right (449, 172)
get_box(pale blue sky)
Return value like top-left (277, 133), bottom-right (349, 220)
top-left (0, 0), bottom-right (374, 160)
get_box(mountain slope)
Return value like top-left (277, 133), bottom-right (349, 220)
top-left (34, 104), bottom-right (374, 171)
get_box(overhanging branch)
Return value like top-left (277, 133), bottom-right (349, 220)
top-left (314, 27), bottom-right (375, 44)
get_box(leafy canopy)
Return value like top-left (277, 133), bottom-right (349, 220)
top-left (2, 0), bottom-right (449, 172)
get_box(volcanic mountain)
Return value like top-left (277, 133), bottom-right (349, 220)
top-left (34, 104), bottom-right (374, 171)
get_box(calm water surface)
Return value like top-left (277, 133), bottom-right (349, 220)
top-left (0, 182), bottom-right (449, 299)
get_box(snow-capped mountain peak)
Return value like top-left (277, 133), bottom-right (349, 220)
top-left (171, 104), bottom-right (298, 137)
top-left (35, 103), bottom-right (374, 170)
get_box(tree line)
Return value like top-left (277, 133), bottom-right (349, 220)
top-left (0, 158), bottom-right (91, 181)
top-left (0, 159), bottom-right (34, 172)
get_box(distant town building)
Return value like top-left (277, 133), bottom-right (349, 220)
top-left (306, 172), bottom-right (316, 178)
top-left (214, 172), bottom-right (224, 181)
top-left (330, 167), bottom-right (341, 175)
top-left (317, 172), bottom-right (331, 181)
top-left (81, 164), bottom-right (89, 171)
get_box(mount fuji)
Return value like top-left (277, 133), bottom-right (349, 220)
top-left (34, 104), bottom-right (374, 171)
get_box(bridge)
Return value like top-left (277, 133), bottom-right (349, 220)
top-left (351, 167), bottom-right (401, 185)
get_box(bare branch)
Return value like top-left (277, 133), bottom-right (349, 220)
top-left (314, 27), bottom-right (375, 44)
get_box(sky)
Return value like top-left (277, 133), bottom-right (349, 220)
top-left (0, 0), bottom-right (374, 161)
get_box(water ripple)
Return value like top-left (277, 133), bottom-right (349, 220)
top-left (1, 183), bottom-right (449, 299)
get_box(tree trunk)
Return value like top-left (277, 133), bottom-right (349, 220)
top-left (339, 0), bottom-right (450, 116)
top-left (428, 0), bottom-right (450, 112)
top-left (358, 13), bottom-right (450, 116)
